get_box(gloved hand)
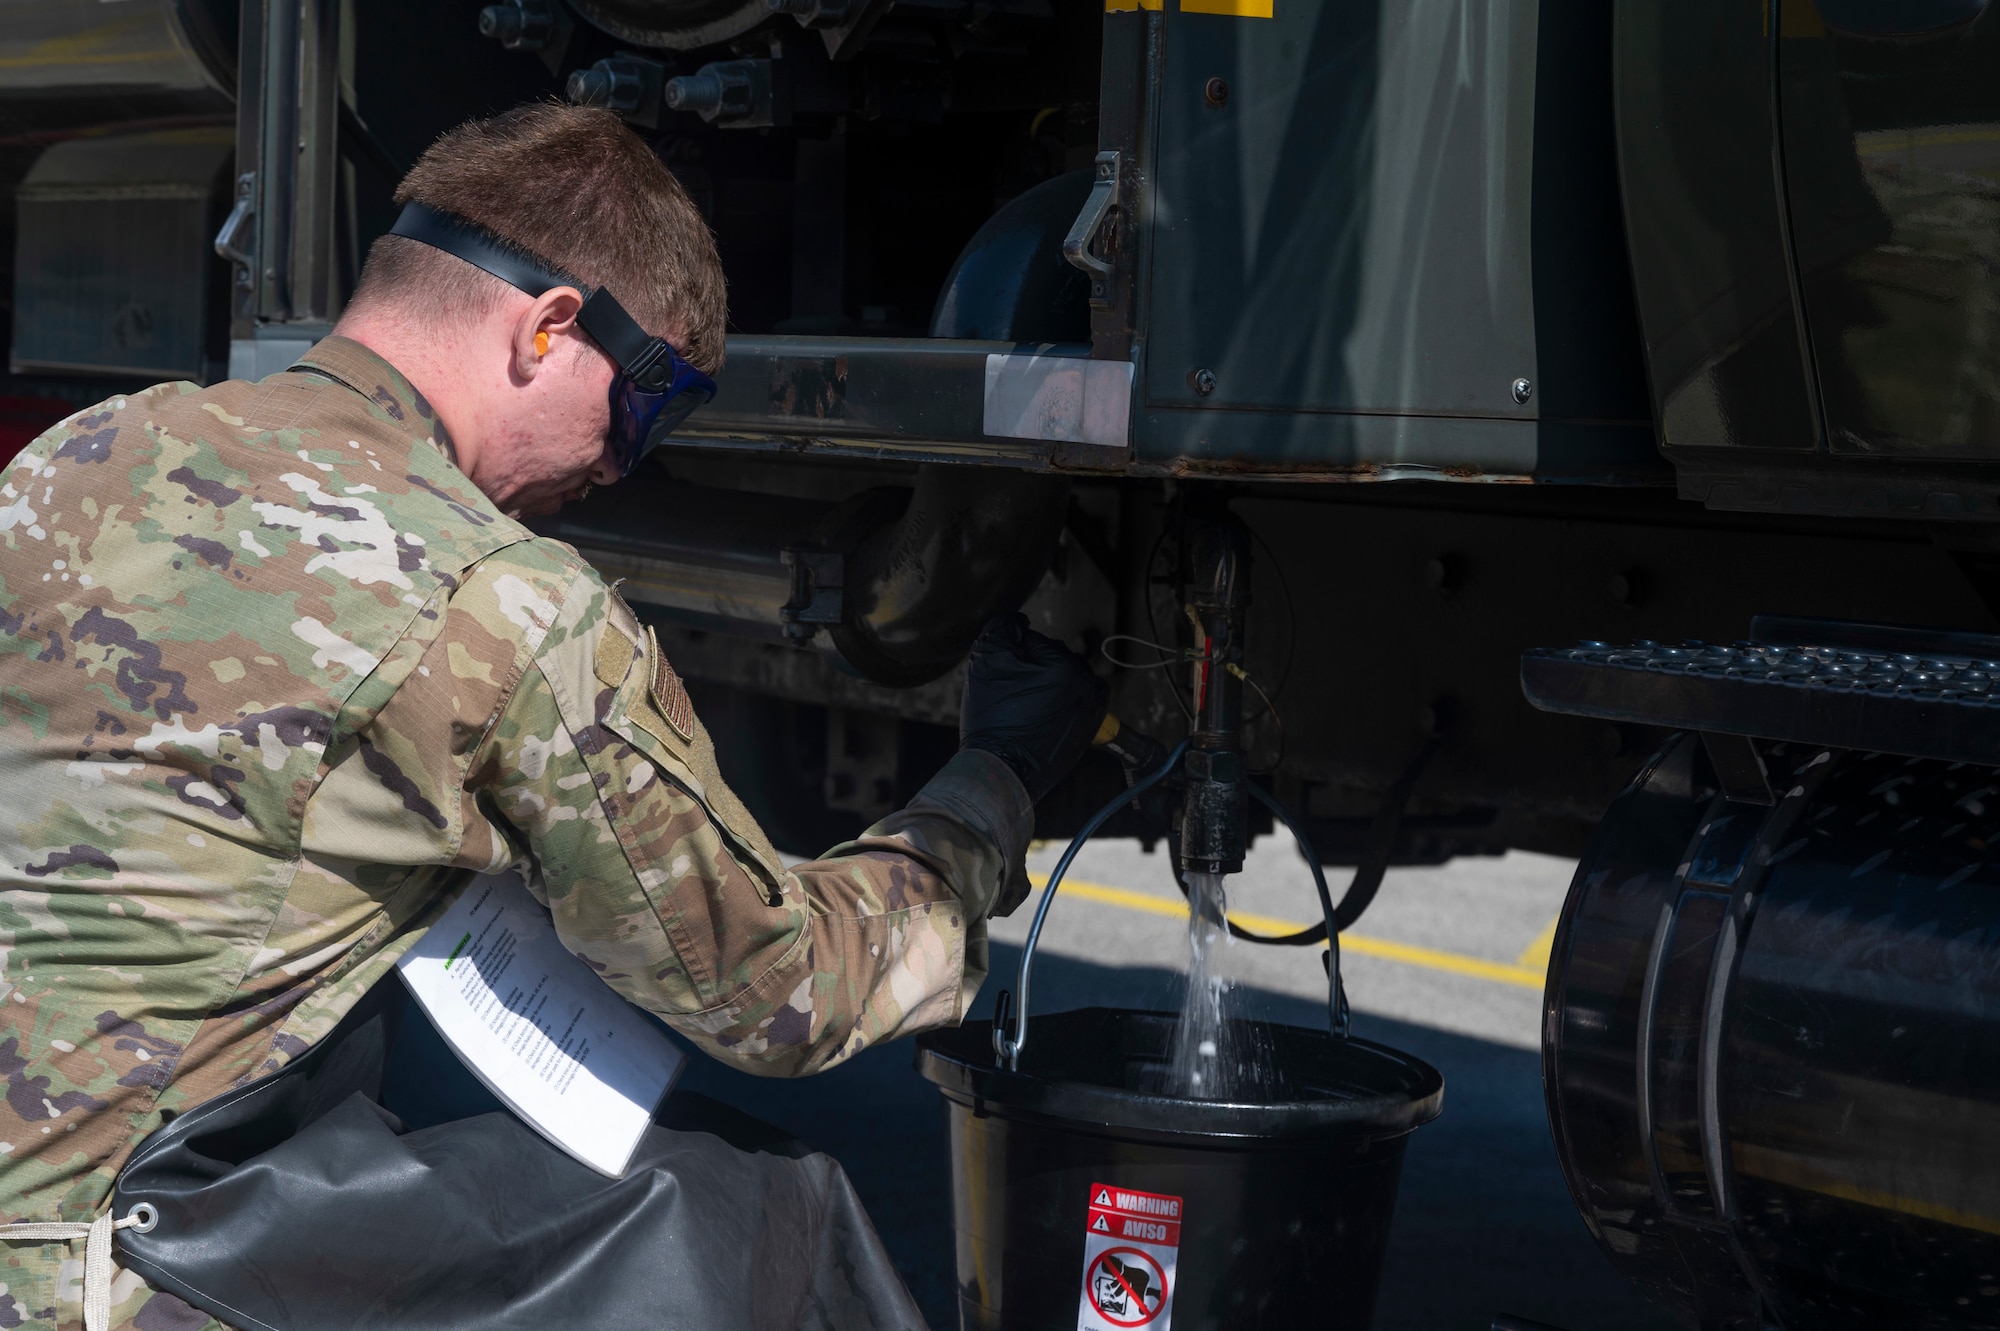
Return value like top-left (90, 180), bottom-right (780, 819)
top-left (960, 612), bottom-right (1108, 805)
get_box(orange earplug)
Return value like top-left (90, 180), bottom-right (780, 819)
top-left (534, 331), bottom-right (550, 357)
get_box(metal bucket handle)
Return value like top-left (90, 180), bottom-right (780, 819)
top-left (994, 740), bottom-right (1350, 1071)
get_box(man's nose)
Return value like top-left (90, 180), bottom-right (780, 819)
top-left (588, 442), bottom-right (621, 486)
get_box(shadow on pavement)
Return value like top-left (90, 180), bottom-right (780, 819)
top-left (674, 942), bottom-right (1681, 1331)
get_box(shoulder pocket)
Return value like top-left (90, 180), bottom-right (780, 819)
top-left (597, 624), bottom-right (789, 898)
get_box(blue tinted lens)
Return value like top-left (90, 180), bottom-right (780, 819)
top-left (648, 383), bottom-right (712, 438)
top-left (608, 379), bottom-right (668, 479)
top-left (606, 373), bottom-right (715, 478)
top-left (603, 341), bottom-right (718, 479)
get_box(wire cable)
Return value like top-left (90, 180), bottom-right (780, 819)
top-left (1228, 662), bottom-right (1286, 773)
top-left (1180, 735), bottom-right (1440, 949)
top-left (1099, 634), bottom-right (1186, 671)
top-left (1141, 525), bottom-right (1196, 721)
top-left (1247, 782), bottom-right (1348, 1038)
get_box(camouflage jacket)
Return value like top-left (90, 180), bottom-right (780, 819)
top-left (0, 337), bottom-right (1030, 1331)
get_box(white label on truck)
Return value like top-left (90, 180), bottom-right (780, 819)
top-left (983, 352), bottom-right (1133, 450)
top-left (1078, 1182), bottom-right (1182, 1331)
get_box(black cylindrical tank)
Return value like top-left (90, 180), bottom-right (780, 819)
top-left (1546, 732), bottom-right (2000, 1330)
top-left (917, 1008), bottom-right (1442, 1331)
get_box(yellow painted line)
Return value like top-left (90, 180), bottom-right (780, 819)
top-left (1856, 126), bottom-right (2000, 156)
top-left (1515, 916), bottom-right (1560, 972)
top-left (0, 50), bottom-right (182, 70)
top-left (1339, 933), bottom-right (1546, 990)
top-left (1026, 873), bottom-right (1546, 991)
top-left (1179, 0), bottom-right (1273, 14)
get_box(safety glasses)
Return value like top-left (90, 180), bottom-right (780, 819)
top-left (573, 280), bottom-right (717, 478)
top-left (389, 202), bottom-right (716, 479)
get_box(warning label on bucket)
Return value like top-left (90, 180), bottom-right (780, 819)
top-left (1078, 1183), bottom-right (1182, 1330)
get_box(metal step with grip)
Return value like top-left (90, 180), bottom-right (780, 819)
top-left (1521, 616), bottom-right (2000, 767)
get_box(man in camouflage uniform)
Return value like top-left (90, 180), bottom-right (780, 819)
top-left (0, 104), bottom-right (1099, 1330)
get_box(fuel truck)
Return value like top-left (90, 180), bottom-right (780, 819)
top-left (5, 0), bottom-right (2000, 1327)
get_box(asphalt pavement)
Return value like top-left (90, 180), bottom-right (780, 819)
top-left (676, 829), bottom-right (1683, 1331)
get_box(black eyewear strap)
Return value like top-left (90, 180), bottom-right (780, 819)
top-left (388, 202), bottom-right (678, 391)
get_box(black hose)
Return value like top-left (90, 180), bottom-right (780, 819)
top-left (1244, 782), bottom-right (1348, 1037)
top-left (1207, 736), bottom-right (1440, 946)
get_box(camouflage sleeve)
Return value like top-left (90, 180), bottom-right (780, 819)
top-left (458, 544), bottom-right (1032, 1075)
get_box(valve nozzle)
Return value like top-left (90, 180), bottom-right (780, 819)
top-left (1177, 517), bottom-right (1253, 878)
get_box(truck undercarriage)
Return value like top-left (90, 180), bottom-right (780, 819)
top-left (6, 0), bottom-right (2000, 1325)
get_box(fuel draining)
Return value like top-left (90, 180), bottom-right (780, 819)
top-left (918, 514), bottom-right (1444, 1331)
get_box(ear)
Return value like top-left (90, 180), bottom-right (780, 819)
top-left (511, 286), bottom-right (585, 382)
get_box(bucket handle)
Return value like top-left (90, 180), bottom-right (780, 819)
top-left (994, 741), bottom-right (1351, 1072)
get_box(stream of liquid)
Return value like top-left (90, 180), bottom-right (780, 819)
top-left (1166, 871), bottom-right (1276, 1101)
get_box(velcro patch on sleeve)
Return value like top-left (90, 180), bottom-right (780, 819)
top-left (646, 627), bottom-right (695, 743)
top-left (594, 620), bottom-right (637, 689)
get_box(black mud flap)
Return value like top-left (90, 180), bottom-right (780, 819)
top-left (111, 983), bottom-right (925, 1331)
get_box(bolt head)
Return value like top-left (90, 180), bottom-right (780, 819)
top-left (1191, 367), bottom-right (1217, 396)
top-left (1511, 376), bottom-right (1533, 404)
top-left (1425, 551), bottom-right (1465, 594)
top-left (1608, 567), bottom-right (1647, 608)
top-left (1204, 77), bottom-right (1230, 107)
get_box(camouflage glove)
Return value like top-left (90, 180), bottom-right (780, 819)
top-left (960, 612), bottom-right (1108, 805)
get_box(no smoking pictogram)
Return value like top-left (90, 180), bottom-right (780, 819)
top-left (1084, 1246), bottom-right (1169, 1326)
top-left (1077, 1183), bottom-right (1181, 1331)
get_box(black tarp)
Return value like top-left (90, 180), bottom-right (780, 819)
top-left (113, 982), bottom-right (926, 1331)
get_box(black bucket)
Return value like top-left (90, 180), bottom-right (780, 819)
top-left (916, 1007), bottom-right (1443, 1331)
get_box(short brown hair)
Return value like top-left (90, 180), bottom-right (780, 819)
top-left (350, 102), bottom-right (726, 373)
